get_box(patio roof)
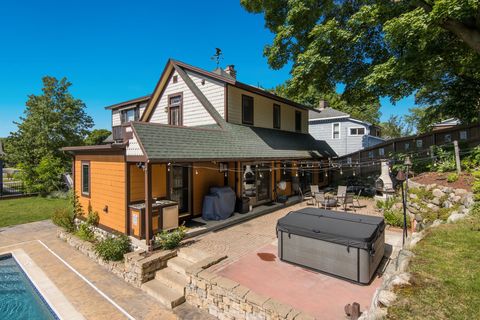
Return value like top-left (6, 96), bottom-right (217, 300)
top-left (130, 122), bottom-right (331, 161)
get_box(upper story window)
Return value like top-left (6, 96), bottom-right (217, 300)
top-left (81, 161), bottom-right (90, 197)
top-left (460, 130), bottom-right (467, 140)
top-left (332, 123), bottom-right (340, 139)
top-left (350, 127), bottom-right (365, 136)
top-left (168, 93), bottom-right (183, 126)
top-left (295, 111), bottom-right (302, 132)
top-left (444, 134), bottom-right (452, 143)
top-left (405, 142), bottom-right (410, 150)
top-left (273, 104), bottom-right (281, 129)
top-left (242, 95), bottom-right (254, 125)
top-left (416, 139), bottom-right (423, 148)
top-left (379, 148), bottom-right (385, 156)
top-left (121, 107), bottom-right (139, 123)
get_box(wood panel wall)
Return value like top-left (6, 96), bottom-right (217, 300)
top-left (192, 162), bottom-right (226, 216)
top-left (129, 163), bottom-right (167, 202)
top-left (74, 155), bottom-right (126, 233)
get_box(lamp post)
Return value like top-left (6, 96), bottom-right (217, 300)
top-left (396, 170), bottom-right (407, 246)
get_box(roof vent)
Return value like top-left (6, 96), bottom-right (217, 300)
top-left (224, 65), bottom-right (236, 79)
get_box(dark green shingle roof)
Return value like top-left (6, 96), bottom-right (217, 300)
top-left (131, 122), bottom-right (331, 161)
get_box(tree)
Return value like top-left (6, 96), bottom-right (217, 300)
top-left (241, 0), bottom-right (480, 124)
top-left (404, 106), bottom-right (440, 134)
top-left (5, 76), bottom-right (93, 193)
top-left (380, 115), bottom-right (413, 139)
top-left (84, 129), bottom-right (111, 145)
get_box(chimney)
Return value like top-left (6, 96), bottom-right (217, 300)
top-left (318, 100), bottom-right (329, 110)
top-left (224, 65), bottom-right (236, 79)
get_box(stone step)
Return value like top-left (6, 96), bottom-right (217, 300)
top-left (141, 279), bottom-right (185, 309)
top-left (155, 268), bottom-right (189, 294)
top-left (167, 256), bottom-right (194, 276)
top-left (177, 247), bottom-right (211, 264)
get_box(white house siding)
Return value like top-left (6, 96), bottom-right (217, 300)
top-left (227, 85), bottom-right (309, 134)
top-left (309, 118), bottom-right (383, 157)
top-left (126, 128), bottom-right (143, 156)
top-left (149, 70), bottom-right (224, 126)
top-left (111, 102), bottom-right (147, 127)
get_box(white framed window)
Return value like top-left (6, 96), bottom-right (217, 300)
top-left (405, 142), bottom-right (410, 150)
top-left (416, 140), bottom-right (423, 148)
top-left (444, 134), bottom-right (452, 142)
top-left (379, 148), bottom-right (385, 156)
top-left (347, 157), bottom-right (352, 165)
top-left (81, 161), bottom-right (90, 197)
top-left (332, 123), bottom-right (340, 139)
top-left (460, 130), bottom-right (467, 140)
top-left (368, 151), bottom-right (374, 159)
top-left (349, 127), bottom-right (365, 136)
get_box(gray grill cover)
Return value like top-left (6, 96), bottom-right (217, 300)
top-left (276, 208), bottom-right (384, 251)
top-left (202, 187), bottom-right (236, 221)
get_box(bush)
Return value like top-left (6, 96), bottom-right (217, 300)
top-left (51, 208), bottom-right (75, 232)
top-left (446, 173), bottom-right (459, 183)
top-left (384, 209), bottom-right (409, 228)
top-left (75, 223), bottom-right (95, 242)
top-left (155, 226), bottom-right (187, 250)
top-left (86, 210), bottom-right (99, 226)
top-left (94, 234), bottom-right (131, 261)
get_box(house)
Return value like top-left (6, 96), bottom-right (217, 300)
top-left (432, 118), bottom-right (461, 131)
top-left (63, 59), bottom-right (329, 243)
top-left (308, 102), bottom-right (384, 157)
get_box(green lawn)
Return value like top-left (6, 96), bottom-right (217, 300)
top-left (388, 217), bottom-right (480, 319)
top-left (0, 196), bottom-right (69, 228)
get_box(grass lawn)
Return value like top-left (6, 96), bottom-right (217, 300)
top-left (388, 217), bottom-right (480, 319)
top-left (0, 196), bottom-right (69, 228)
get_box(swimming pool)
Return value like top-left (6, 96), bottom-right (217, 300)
top-left (0, 254), bottom-right (58, 320)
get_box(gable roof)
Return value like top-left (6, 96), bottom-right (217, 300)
top-left (309, 108), bottom-right (350, 121)
top-left (105, 95), bottom-right (151, 110)
top-left (139, 59), bottom-right (313, 123)
top-left (130, 122), bottom-right (328, 161)
top-left (433, 118), bottom-right (461, 127)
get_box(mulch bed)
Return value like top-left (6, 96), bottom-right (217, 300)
top-left (411, 172), bottom-right (473, 192)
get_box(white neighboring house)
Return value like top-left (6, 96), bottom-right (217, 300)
top-left (432, 118), bottom-right (461, 131)
top-left (308, 106), bottom-right (384, 157)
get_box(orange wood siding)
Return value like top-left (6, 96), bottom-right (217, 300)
top-left (74, 155), bottom-right (126, 233)
top-left (129, 163), bottom-right (167, 202)
top-left (192, 162), bottom-right (226, 216)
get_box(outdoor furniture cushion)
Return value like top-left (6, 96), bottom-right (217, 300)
top-left (202, 187), bottom-right (236, 220)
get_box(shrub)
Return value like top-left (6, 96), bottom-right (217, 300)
top-left (94, 234), bottom-right (131, 261)
top-left (86, 210), bottom-right (99, 226)
top-left (155, 226), bottom-right (187, 250)
top-left (384, 209), bottom-right (409, 228)
top-left (446, 173), bottom-right (459, 183)
top-left (75, 223), bottom-right (95, 242)
top-left (51, 208), bottom-right (75, 232)
top-left (432, 147), bottom-right (456, 173)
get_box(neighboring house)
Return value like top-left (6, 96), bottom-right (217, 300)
top-left (432, 118), bottom-right (461, 131)
top-left (308, 105), bottom-right (384, 157)
top-left (63, 59), bottom-right (329, 243)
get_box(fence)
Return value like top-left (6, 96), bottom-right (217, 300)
top-left (0, 180), bottom-right (26, 197)
top-left (331, 123), bottom-right (480, 180)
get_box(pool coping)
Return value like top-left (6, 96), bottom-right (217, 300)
top-left (0, 249), bottom-right (85, 320)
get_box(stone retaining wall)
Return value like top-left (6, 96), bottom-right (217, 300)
top-left (185, 268), bottom-right (314, 320)
top-left (57, 230), bottom-right (175, 287)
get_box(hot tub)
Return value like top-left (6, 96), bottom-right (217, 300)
top-left (276, 208), bottom-right (385, 284)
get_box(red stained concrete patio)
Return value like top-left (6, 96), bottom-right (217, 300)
top-left (216, 242), bottom-right (385, 320)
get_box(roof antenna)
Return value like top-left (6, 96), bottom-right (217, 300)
top-left (211, 48), bottom-right (223, 68)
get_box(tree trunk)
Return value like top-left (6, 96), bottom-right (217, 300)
top-left (442, 19), bottom-right (480, 55)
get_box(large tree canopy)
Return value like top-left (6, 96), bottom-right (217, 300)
top-left (5, 76), bottom-right (93, 192)
top-left (242, 0), bottom-right (480, 125)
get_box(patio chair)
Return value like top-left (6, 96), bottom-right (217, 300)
top-left (353, 189), bottom-right (363, 209)
top-left (298, 187), bottom-right (315, 206)
top-left (341, 193), bottom-right (356, 212)
top-left (336, 185), bottom-right (347, 200)
top-left (315, 192), bottom-right (326, 209)
top-left (310, 185), bottom-right (319, 196)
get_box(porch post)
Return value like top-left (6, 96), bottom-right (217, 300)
top-left (145, 162), bottom-right (153, 249)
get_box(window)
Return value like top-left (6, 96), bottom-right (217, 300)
top-left (81, 161), bottom-right (90, 197)
top-left (121, 107), bottom-right (139, 123)
top-left (172, 75), bottom-right (178, 83)
top-left (347, 157), bottom-right (352, 165)
top-left (379, 148), bottom-right (385, 156)
top-left (273, 104), bottom-right (281, 129)
top-left (332, 123), bottom-right (340, 139)
top-left (460, 130), bottom-right (468, 140)
top-left (368, 151), bottom-right (374, 159)
top-left (350, 127), bottom-right (365, 136)
top-left (405, 142), bottom-right (410, 150)
top-left (416, 139), bottom-right (423, 148)
top-left (444, 134), bottom-right (452, 142)
top-left (242, 95), bottom-right (254, 125)
top-left (168, 93), bottom-right (183, 126)
top-left (295, 111), bottom-right (302, 132)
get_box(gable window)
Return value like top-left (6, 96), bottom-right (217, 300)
top-left (172, 75), bottom-right (178, 83)
top-left (273, 104), bottom-right (281, 129)
top-left (81, 161), bottom-right (90, 197)
top-left (242, 95), bottom-right (254, 125)
top-left (121, 107), bottom-right (139, 123)
top-left (168, 93), bottom-right (183, 126)
top-left (295, 111), bottom-right (302, 132)
top-left (332, 123), bottom-right (340, 139)
top-left (350, 127), bottom-right (365, 136)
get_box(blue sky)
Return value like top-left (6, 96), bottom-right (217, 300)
top-left (0, 0), bottom-right (414, 137)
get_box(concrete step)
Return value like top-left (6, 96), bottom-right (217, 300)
top-left (177, 247), bottom-right (211, 264)
top-left (141, 279), bottom-right (185, 309)
top-left (155, 268), bottom-right (189, 294)
top-left (167, 256), bottom-right (194, 276)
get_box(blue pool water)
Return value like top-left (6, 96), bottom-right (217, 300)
top-left (0, 254), bottom-right (57, 320)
